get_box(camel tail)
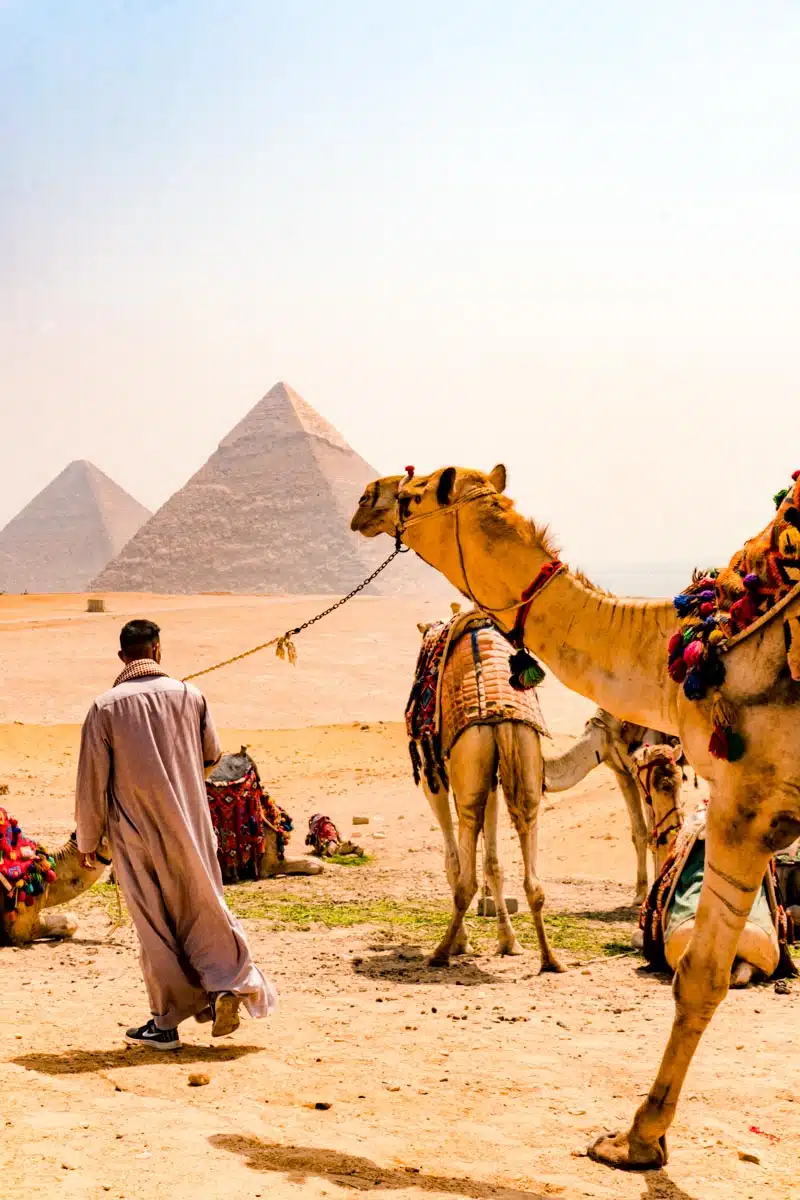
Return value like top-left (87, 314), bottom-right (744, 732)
top-left (494, 721), bottom-right (541, 825)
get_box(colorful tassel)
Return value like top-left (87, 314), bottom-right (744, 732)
top-left (508, 649), bottom-right (546, 691)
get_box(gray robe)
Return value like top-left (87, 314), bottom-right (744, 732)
top-left (75, 668), bottom-right (277, 1029)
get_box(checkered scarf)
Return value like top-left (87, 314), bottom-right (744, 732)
top-left (113, 659), bottom-right (171, 687)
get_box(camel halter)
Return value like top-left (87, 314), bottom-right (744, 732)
top-left (395, 481), bottom-right (565, 638)
top-left (636, 757), bottom-right (682, 848)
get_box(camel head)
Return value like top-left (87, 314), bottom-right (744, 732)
top-left (633, 743), bottom-right (684, 863)
top-left (350, 475), bottom-right (406, 538)
top-left (352, 464), bottom-right (513, 608)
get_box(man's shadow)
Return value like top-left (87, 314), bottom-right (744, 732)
top-left (13, 1044), bottom-right (262, 1075)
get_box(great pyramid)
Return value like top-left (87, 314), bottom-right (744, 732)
top-left (90, 382), bottom-right (445, 595)
top-left (0, 460), bottom-right (151, 594)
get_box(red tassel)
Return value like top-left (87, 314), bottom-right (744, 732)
top-left (709, 727), bottom-right (729, 759)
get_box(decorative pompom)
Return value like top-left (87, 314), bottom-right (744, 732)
top-left (668, 632), bottom-right (683, 661)
top-left (743, 573), bottom-right (760, 591)
top-left (684, 640), bottom-right (704, 668)
top-left (699, 602), bottom-right (715, 618)
top-left (708, 629), bottom-right (725, 647)
top-left (674, 593), bottom-right (695, 617)
top-left (683, 669), bottom-right (707, 701)
top-left (774, 487), bottom-right (791, 509)
top-left (668, 657), bottom-right (688, 683)
top-left (793, 470), bottom-right (800, 481)
top-left (682, 623), bottom-right (702, 645)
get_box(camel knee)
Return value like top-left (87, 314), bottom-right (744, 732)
top-left (523, 875), bottom-right (544, 911)
top-left (673, 949), bottom-right (729, 1024)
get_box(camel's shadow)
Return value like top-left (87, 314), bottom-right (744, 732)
top-left (14, 1043), bottom-right (262, 1075)
top-left (209, 1133), bottom-right (548, 1197)
top-left (351, 942), bottom-right (499, 985)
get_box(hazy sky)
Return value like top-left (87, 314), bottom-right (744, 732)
top-left (2, 2), bottom-right (799, 575)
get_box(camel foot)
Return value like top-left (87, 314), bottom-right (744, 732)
top-left (633, 891), bottom-right (647, 907)
top-left (539, 954), bottom-right (567, 974)
top-left (730, 959), bottom-right (755, 989)
top-left (587, 1130), bottom-right (668, 1171)
top-left (266, 858), bottom-right (324, 877)
top-left (630, 929), bottom-right (644, 952)
top-left (451, 940), bottom-right (475, 957)
top-left (427, 951), bottom-right (451, 969)
top-left (497, 938), bottom-right (524, 957)
top-left (36, 912), bottom-right (78, 940)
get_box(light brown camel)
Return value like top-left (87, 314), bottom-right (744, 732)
top-left (1, 832), bottom-right (111, 945)
top-left (634, 742), bottom-right (786, 989)
top-left (351, 462), bottom-right (800, 1170)
top-left (354, 480), bottom-right (675, 911)
top-left (410, 606), bottom-right (561, 969)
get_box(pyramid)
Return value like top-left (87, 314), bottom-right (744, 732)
top-left (90, 382), bottom-right (445, 595)
top-left (0, 460), bottom-right (152, 594)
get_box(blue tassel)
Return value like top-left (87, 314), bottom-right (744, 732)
top-left (674, 593), bottom-right (695, 617)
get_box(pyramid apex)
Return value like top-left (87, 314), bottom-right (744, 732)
top-left (219, 381), bottom-right (351, 454)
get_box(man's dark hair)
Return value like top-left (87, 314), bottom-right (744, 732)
top-left (120, 619), bottom-right (161, 656)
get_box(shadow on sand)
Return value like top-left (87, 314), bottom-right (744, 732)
top-left (13, 1043), bottom-right (263, 1075)
top-left (351, 942), bottom-right (500, 985)
top-left (209, 1134), bottom-right (550, 1198)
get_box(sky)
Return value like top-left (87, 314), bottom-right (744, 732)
top-left (2, 1), bottom-right (799, 581)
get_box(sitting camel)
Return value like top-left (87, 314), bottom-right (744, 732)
top-left (207, 749), bottom-right (323, 881)
top-left (1, 824), bottom-right (111, 945)
top-left (352, 460), bottom-right (800, 1169)
top-left (635, 743), bottom-right (793, 988)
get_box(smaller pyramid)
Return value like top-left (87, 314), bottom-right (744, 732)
top-left (0, 461), bottom-right (151, 593)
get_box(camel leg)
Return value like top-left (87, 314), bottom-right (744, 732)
top-left (611, 767), bottom-right (650, 906)
top-left (9, 907), bottom-right (78, 943)
top-left (482, 784), bottom-right (523, 956)
top-left (259, 839), bottom-right (324, 878)
top-left (497, 724), bottom-right (565, 973)
top-left (421, 775), bottom-right (472, 955)
top-left (589, 806), bottom-right (771, 1169)
top-left (429, 727), bottom-right (494, 967)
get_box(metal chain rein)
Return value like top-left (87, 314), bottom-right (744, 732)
top-left (182, 537), bottom-right (408, 683)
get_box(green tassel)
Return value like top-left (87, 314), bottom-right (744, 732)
top-left (774, 486), bottom-right (791, 509)
top-left (509, 649), bottom-right (545, 690)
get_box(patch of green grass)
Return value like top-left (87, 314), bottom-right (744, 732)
top-left (79, 880), bottom-right (635, 963)
top-left (323, 852), bottom-right (372, 867)
top-left (223, 888), bottom-right (631, 961)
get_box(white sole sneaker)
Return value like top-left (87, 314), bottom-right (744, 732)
top-left (212, 993), bottom-right (241, 1037)
top-left (125, 1031), bottom-right (182, 1051)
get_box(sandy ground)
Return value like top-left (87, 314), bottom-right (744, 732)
top-left (0, 593), bottom-right (797, 1199)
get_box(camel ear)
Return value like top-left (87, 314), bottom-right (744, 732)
top-left (489, 463), bottom-right (506, 493)
top-left (450, 602), bottom-right (461, 615)
top-left (436, 467), bottom-right (457, 506)
top-left (417, 622), bottom-right (428, 634)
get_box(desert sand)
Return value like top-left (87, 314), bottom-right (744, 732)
top-left (0, 592), bottom-right (797, 1200)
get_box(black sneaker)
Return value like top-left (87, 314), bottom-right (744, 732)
top-left (125, 1019), bottom-right (181, 1051)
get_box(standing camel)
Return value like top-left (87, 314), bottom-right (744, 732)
top-left (351, 462), bottom-right (800, 1171)
top-left (353, 480), bottom-right (675, 913)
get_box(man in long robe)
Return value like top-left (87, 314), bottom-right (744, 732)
top-left (76, 618), bottom-right (276, 1049)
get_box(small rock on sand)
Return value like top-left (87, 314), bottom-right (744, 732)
top-left (188, 1073), bottom-right (210, 1087)
top-left (738, 1149), bottom-right (761, 1165)
top-left (352, 816), bottom-right (369, 825)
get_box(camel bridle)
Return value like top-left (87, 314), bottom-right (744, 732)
top-left (394, 480), bottom-right (564, 636)
top-left (636, 756), bottom-right (682, 848)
